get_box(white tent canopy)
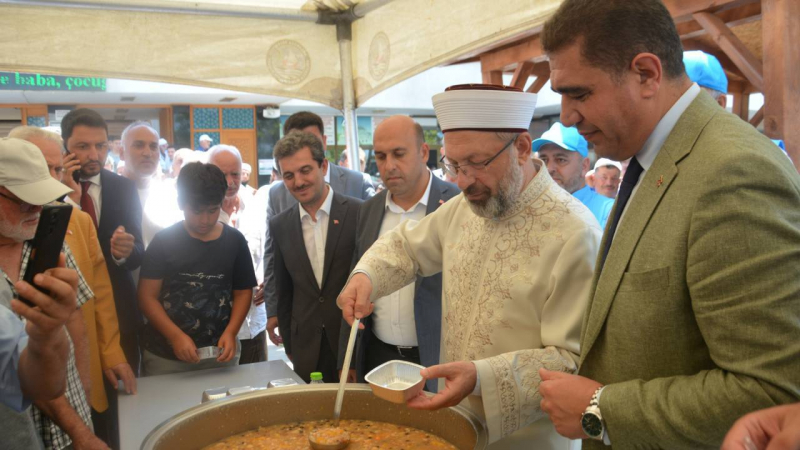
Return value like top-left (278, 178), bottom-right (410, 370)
top-left (1, 0), bottom-right (560, 168)
top-left (0, 0), bottom-right (560, 108)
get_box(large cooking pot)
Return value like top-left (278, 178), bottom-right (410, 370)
top-left (141, 384), bottom-right (488, 449)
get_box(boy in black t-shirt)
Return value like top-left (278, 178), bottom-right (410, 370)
top-left (138, 162), bottom-right (257, 376)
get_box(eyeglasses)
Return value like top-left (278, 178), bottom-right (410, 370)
top-left (0, 191), bottom-right (38, 212)
top-left (440, 136), bottom-right (517, 178)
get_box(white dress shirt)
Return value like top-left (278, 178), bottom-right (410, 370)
top-left (371, 171), bottom-right (433, 347)
top-left (299, 185), bottom-right (334, 288)
top-left (616, 83), bottom-right (701, 232)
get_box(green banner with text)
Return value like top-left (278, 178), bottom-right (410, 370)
top-left (0, 72), bottom-right (106, 91)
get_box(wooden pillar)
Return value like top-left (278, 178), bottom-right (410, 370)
top-left (482, 70), bottom-right (503, 85)
top-left (159, 107), bottom-right (174, 144)
top-left (762, 0), bottom-right (800, 171)
top-left (731, 91), bottom-right (749, 121)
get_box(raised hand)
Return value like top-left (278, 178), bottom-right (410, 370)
top-left (62, 153), bottom-right (82, 204)
top-left (336, 273), bottom-right (373, 329)
top-left (110, 225), bottom-right (134, 260)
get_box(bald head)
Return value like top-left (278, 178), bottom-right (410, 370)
top-left (375, 115), bottom-right (425, 149)
top-left (373, 115), bottom-right (430, 206)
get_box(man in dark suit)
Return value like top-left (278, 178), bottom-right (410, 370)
top-left (270, 131), bottom-right (361, 383)
top-left (264, 111), bottom-right (374, 346)
top-left (61, 109), bottom-right (145, 376)
top-left (338, 116), bottom-right (457, 392)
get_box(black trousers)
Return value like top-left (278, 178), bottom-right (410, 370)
top-left (306, 328), bottom-right (339, 384)
top-left (364, 334), bottom-right (421, 376)
top-left (119, 331), bottom-right (141, 377)
top-left (239, 330), bottom-right (267, 365)
top-left (91, 379), bottom-right (120, 449)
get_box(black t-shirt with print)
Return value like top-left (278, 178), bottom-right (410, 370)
top-left (141, 222), bottom-right (257, 360)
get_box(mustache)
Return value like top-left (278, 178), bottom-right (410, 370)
top-left (23, 212), bottom-right (41, 222)
top-left (293, 184), bottom-right (311, 192)
top-left (465, 183), bottom-right (489, 196)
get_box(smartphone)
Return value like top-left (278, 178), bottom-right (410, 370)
top-left (20, 204), bottom-right (73, 306)
top-left (62, 147), bottom-right (81, 184)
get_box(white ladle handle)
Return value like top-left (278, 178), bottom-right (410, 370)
top-left (333, 318), bottom-right (359, 426)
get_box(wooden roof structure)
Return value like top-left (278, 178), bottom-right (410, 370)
top-left (454, 0), bottom-right (799, 171)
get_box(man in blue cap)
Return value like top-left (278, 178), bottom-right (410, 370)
top-left (684, 50), bottom-right (728, 108)
top-left (533, 122), bottom-right (614, 228)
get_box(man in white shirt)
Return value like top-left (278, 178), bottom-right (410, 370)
top-left (337, 116), bottom-right (458, 390)
top-left (240, 163), bottom-right (256, 197)
top-left (206, 145), bottom-right (265, 364)
top-left (269, 131), bottom-right (361, 383)
top-left (119, 121), bottom-right (181, 249)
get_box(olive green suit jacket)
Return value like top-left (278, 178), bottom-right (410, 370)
top-left (579, 92), bottom-right (800, 449)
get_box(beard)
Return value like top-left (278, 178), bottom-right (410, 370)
top-left (466, 159), bottom-right (524, 219)
top-left (0, 212), bottom-right (40, 242)
top-left (561, 172), bottom-right (585, 194)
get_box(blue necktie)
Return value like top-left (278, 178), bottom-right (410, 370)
top-left (599, 157), bottom-right (644, 272)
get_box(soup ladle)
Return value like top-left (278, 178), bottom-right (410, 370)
top-left (309, 318), bottom-right (360, 450)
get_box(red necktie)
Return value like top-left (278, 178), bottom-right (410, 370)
top-left (80, 181), bottom-right (98, 229)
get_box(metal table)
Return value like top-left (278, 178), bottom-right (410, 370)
top-left (118, 360), bottom-right (304, 450)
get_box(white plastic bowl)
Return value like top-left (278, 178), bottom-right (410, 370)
top-left (364, 360), bottom-right (426, 404)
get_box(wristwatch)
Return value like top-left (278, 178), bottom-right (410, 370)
top-left (581, 386), bottom-right (605, 440)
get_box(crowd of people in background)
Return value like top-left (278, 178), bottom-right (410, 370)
top-left (1, 0), bottom-right (799, 448)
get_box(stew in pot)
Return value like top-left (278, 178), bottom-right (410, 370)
top-left (204, 419), bottom-right (458, 449)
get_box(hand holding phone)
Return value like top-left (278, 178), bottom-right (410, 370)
top-left (11, 253), bottom-right (78, 341)
top-left (21, 204), bottom-right (73, 306)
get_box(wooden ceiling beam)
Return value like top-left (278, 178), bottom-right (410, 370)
top-left (664, 0), bottom-right (758, 23)
top-left (480, 36), bottom-right (545, 74)
top-left (749, 105), bottom-right (764, 127)
top-left (676, 2), bottom-right (761, 40)
top-left (693, 11), bottom-right (763, 91)
top-left (527, 63), bottom-right (551, 94)
top-left (510, 62), bottom-right (535, 90)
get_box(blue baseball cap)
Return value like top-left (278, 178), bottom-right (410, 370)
top-left (683, 50), bottom-right (728, 93)
top-left (531, 122), bottom-right (588, 158)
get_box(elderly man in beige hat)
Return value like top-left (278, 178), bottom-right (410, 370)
top-left (0, 137), bottom-right (104, 449)
top-left (338, 85), bottom-right (602, 449)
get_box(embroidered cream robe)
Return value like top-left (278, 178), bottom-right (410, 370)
top-left (355, 166), bottom-right (603, 449)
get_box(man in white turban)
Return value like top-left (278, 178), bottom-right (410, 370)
top-left (339, 84), bottom-right (602, 449)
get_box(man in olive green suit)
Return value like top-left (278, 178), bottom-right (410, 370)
top-left (537, 1), bottom-right (800, 449)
